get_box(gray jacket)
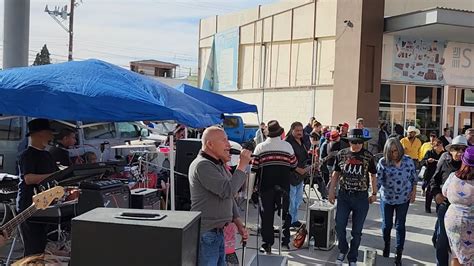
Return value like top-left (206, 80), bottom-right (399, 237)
top-left (189, 152), bottom-right (246, 233)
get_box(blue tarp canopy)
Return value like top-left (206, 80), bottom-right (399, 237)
top-left (177, 84), bottom-right (258, 114)
top-left (0, 59), bottom-right (223, 128)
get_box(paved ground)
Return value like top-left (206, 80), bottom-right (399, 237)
top-left (0, 184), bottom-right (438, 265)
top-left (236, 184), bottom-right (438, 266)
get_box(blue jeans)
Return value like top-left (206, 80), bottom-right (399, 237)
top-left (335, 190), bottom-right (370, 263)
top-left (434, 203), bottom-right (449, 266)
top-left (289, 182), bottom-right (304, 224)
top-left (199, 230), bottom-right (225, 266)
top-left (380, 200), bottom-right (410, 251)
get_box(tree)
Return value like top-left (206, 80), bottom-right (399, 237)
top-left (33, 44), bottom-right (51, 66)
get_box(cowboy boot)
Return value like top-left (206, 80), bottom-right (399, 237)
top-left (383, 241), bottom-right (390, 257)
top-left (394, 249), bottom-right (402, 265)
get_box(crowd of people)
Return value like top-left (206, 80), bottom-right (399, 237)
top-left (3, 116), bottom-right (471, 266)
top-left (189, 118), bottom-right (473, 266)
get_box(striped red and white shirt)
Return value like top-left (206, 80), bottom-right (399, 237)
top-left (251, 137), bottom-right (297, 192)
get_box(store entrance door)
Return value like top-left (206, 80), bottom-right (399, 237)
top-left (454, 107), bottom-right (474, 136)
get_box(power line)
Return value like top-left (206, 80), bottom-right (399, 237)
top-left (29, 37), bottom-right (198, 61)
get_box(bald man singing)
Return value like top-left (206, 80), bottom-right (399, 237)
top-left (189, 126), bottom-right (252, 266)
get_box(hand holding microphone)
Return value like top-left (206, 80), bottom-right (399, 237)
top-left (233, 149), bottom-right (253, 172)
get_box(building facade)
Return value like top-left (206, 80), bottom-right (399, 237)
top-left (198, 0), bottom-right (474, 140)
top-left (130, 59), bottom-right (179, 78)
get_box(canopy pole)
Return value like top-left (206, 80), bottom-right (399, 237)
top-left (169, 135), bottom-right (176, 211)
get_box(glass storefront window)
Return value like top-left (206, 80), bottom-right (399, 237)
top-left (379, 103), bottom-right (405, 135)
top-left (380, 84), bottom-right (405, 103)
top-left (457, 111), bottom-right (474, 135)
top-left (458, 88), bottom-right (474, 107)
top-left (406, 105), bottom-right (441, 138)
top-left (406, 86), bottom-right (441, 105)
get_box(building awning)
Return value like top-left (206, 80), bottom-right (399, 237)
top-left (384, 7), bottom-right (474, 43)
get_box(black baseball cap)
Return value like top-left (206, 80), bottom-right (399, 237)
top-left (27, 119), bottom-right (55, 136)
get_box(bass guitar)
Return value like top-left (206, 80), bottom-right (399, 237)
top-left (0, 186), bottom-right (65, 238)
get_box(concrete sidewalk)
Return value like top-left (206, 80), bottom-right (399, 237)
top-left (235, 184), bottom-right (437, 266)
top-left (0, 185), bottom-right (438, 265)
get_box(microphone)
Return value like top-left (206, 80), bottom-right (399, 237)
top-left (229, 148), bottom-right (258, 158)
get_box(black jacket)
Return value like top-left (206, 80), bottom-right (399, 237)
top-left (49, 143), bottom-right (71, 166)
top-left (438, 136), bottom-right (451, 148)
top-left (430, 151), bottom-right (462, 198)
top-left (378, 129), bottom-right (389, 153)
top-left (420, 149), bottom-right (443, 182)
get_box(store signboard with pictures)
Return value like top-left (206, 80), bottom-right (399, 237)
top-left (392, 37), bottom-right (445, 84)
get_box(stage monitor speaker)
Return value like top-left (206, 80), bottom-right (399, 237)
top-left (175, 138), bottom-right (201, 211)
top-left (131, 188), bottom-right (160, 210)
top-left (308, 201), bottom-right (336, 250)
top-left (248, 254), bottom-right (287, 266)
top-left (71, 208), bottom-right (201, 266)
top-left (77, 182), bottom-right (130, 215)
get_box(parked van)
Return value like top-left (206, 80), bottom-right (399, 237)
top-left (0, 115), bottom-right (154, 175)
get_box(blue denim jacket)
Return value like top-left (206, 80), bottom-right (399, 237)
top-left (377, 155), bottom-right (416, 205)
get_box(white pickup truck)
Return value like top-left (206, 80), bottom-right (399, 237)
top-left (0, 116), bottom-right (167, 175)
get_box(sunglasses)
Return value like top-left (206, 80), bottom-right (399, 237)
top-left (451, 147), bottom-right (466, 152)
top-left (349, 140), bottom-right (364, 145)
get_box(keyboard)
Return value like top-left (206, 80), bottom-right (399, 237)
top-left (79, 179), bottom-right (123, 190)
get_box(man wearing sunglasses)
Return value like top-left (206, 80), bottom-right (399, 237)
top-left (328, 128), bottom-right (377, 265)
top-left (430, 135), bottom-right (468, 266)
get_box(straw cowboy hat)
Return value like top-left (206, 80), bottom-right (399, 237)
top-left (406, 126), bottom-right (420, 136)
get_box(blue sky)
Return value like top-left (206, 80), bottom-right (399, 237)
top-left (0, 0), bottom-right (277, 73)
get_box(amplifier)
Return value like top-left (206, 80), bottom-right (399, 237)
top-left (71, 208), bottom-right (201, 266)
top-left (77, 181), bottom-right (130, 215)
top-left (308, 201), bottom-right (336, 250)
top-left (131, 188), bottom-right (160, 210)
top-left (175, 139), bottom-right (201, 211)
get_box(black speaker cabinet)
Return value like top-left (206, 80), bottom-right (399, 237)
top-left (309, 202), bottom-right (336, 250)
top-left (77, 184), bottom-right (131, 215)
top-left (71, 208), bottom-right (201, 266)
top-left (131, 188), bottom-right (160, 210)
top-left (175, 138), bottom-right (201, 211)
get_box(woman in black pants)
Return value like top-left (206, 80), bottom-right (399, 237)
top-left (420, 139), bottom-right (444, 213)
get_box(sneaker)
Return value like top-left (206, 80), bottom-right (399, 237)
top-left (282, 243), bottom-right (290, 250)
top-left (259, 244), bottom-right (272, 254)
top-left (291, 221), bottom-right (302, 228)
top-left (336, 253), bottom-right (346, 264)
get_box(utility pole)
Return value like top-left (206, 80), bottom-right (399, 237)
top-left (68, 0), bottom-right (75, 61)
top-left (45, 0), bottom-right (81, 61)
top-left (3, 0), bottom-right (30, 69)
